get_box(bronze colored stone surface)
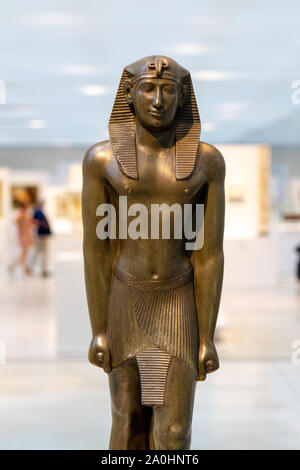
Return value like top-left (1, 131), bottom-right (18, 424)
top-left (82, 55), bottom-right (225, 450)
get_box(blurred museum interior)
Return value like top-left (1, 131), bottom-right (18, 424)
top-left (0, 0), bottom-right (300, 450)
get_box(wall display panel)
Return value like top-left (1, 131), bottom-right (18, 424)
top-left (9, 171), bottom-right (48, 210)
top-left (11, 185), bottom-right (38, 208)
top-left (257, 146), bottom-right (271, 235)
top-left (44, 185), bottom-right (82, 235)
top-left (0, 168), bottom-right (12, 262)
top-left (0, 168), bottom-right (10, 220)
top-left (216, 144), bottom-right (271, 239)
top-left (55, 191), bottom-right (81, 222)
top-left (0, 182), bottom-right (3, 218)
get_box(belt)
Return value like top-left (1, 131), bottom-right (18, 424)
top-left (112, 264), bottom-right (193, 291)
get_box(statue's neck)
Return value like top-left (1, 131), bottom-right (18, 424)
top-left (135, 121), bottom-right (175, 154)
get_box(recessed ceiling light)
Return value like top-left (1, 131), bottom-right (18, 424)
top-left (192, 70), bottom-right (237, 81)
top-left (0, 80), bottom-right (6, 105)
top-left (28, 119), bottom-right (47, 129)
top-left (218, 102), bottom-right (252, 121)
top-left (60, 65), bottom-right (105, 76)
top-left (79, 85), bottom-right (110, 96)
top-left (172, 43), bottom-right (211, 56)
top-left (202, 122), bottom-right (216, 132)
top-left (25, 13), bottom-right (89, 28)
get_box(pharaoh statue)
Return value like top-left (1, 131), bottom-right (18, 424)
top-left (82, 56), bottom-right (225, 450)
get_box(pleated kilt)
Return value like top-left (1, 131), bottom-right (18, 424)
top-left (106, 265), bottom-right (199, 406)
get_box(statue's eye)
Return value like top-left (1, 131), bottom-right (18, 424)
top-left (140, 83), bottom-right (154, 92)
top-left (164, 86), bottom-right (176, 94)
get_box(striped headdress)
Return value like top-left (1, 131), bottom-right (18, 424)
top-left (108, 55), bottom-right (201, 180)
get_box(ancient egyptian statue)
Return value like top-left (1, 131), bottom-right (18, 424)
top-left (82, 56), bottom-right (225, 450)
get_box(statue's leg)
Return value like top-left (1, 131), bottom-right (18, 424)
top-left (108, 357), bottom-right (153, 450)
top-left (152, 357), bottom-right (197, 450)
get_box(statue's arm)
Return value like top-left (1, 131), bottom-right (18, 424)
top-left (191, 145), bottom-right (225, 381)
top-left (82, 146), bottom-right (112, 372)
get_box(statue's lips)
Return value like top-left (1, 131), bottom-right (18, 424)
top-left (149, 110), bottom-right (165, 119)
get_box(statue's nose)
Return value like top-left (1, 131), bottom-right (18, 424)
top-left (153, 88), bottom-right (163, 108)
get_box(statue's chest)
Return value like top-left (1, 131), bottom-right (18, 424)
top-left (138, 154), bottom-right (176, 193)
top-left (107, 151), bottom-right (205, 204)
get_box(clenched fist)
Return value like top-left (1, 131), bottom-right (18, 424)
top-left (198, 338), bottom-right (219, 381)
top-left (88, 332), bottom-right (111, 373)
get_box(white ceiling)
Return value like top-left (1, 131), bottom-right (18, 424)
top-left (1, 0), bottom-right (300, 147)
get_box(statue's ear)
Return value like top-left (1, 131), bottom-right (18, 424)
top-left (123, 79), bottom-right (133, 105)
top-left (179, 84), bottom-right (188, 107)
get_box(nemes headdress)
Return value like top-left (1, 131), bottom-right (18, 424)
top-left (108, 55), bottom-right (201, 180)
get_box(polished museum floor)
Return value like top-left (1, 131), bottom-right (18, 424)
top-left (0, 273), bottom-right (300, 450)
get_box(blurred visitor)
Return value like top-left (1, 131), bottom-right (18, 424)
top-left (8, 202), bottom-right (34, 276)
top-left (29, 200), bottom-right (52, 278)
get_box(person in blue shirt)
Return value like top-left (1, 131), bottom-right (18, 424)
top-left (30, 200), bottom-right (52, 277)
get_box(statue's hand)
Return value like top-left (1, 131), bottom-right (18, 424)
top-left (88, 332), bottom-right (111, 373)
top-left (198, 338), bottom-right (219, 381)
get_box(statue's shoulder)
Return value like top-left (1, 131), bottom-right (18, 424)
top-left (197, 141), bottom-right (225, 182)
top-left (83, 140), bottom-right (113, 177)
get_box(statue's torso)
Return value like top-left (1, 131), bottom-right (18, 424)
top-left (101, 141), bottom-right (208, 282)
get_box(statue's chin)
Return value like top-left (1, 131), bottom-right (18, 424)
top-left (138, 119), bottom-right (174, 133)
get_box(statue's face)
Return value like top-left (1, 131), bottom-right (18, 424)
top-left (130, 78), bottom-right (180, 131)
